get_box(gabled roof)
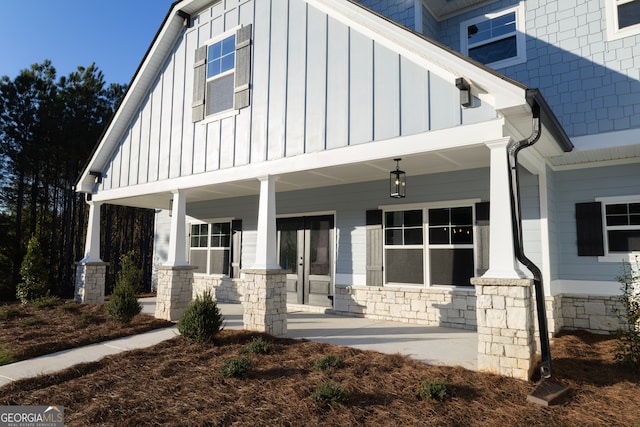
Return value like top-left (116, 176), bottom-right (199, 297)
top-left (77, 0), bottom-right (571, 193)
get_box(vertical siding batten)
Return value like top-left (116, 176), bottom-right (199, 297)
top-left (267, 0), bottom-right (289, 160)
top-left (305, 6), bottom-right (327, 153)
top-left (250, 0), bottom-right (272, 163)
top-left (326, 17), bottom-right (349, 150)
top-left (181, 29), bottom-right (197, 177)
top-left (373, 42), bottom-right (400, 140)
top-left (128, 111), bottom-right (141, 185)
top-left (284, 0), bottom-right (307, 157)
top-left (348, 29), bottom-right (373, 145)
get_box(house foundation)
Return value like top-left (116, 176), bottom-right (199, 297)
top-left (74, 261), bottom-right (108, 304)
top-left (241, 269), bottom-right (287, 336)
top-left (155, 265), bottom-right (196, 321)
top-left (472, 277), bottom-right (536, 380)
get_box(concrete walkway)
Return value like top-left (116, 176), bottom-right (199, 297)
top-left (0, 300), bottom-right (477, 387)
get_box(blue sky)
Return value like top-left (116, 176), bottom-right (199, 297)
top-left (0, 0), bottom-right (176, 85)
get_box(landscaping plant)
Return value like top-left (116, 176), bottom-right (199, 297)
top-left (314, 354), bottom-right (344, 371)
top-left (220, 356), bottom-right (252, 378)
top-left (105, 252), bottom-right (142, 323)
top-left (16, 236), bottom-right (50, 304)
top-left (178, 290), bottom-right (224, 343)
top-left (615, 257), bottom-right (640, 370)
top-left (241, 336), bottom-right (272, 355)
top-left (417, 379), bottom-right (451, 401)
top-left (311, 381), bottom-right (348, 405)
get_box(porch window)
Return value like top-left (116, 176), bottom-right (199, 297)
top-left (189, 222), bottom-right (231, 275)
top-left (460, 5), bottom-right (525, 68)
top-left (604, 202), bottom-right (640, 252)
top-left (428, 207), bottom-right (474, 286)
top-left (606, 0), bottom-right (640, 39)
top-left (384, 210), bottom-right (424, 284)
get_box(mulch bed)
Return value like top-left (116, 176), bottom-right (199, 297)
top-left (0, 328), bottom-right (638, 426)
top-left (0, 299), bottom-right (172, 362)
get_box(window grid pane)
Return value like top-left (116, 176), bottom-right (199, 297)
top-left (384, 210), bottom-right (423, 245)
top-left (207, 35), bottom-right (236, 79)
top-left (618, 0), bottom-right (640, 29)
top-left (428, 207), bottom-right (473, 245)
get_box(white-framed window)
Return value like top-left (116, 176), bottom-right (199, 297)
top-left (606, 0), bottom-right (640, 40)
top-left (382, 201), bottom-right (478, 287)
top-left (460, 4), bottom-right (526, 69)
top-left (600, 196), bottom-right (640, 260)
top-left (205, 33), bottom-right (236, 116)
top-left (189, 221), bottom-right (231, 275)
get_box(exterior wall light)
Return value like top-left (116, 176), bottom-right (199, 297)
top-left (390, 158), bottom-right (406, 198)
top-left (455, 77), bottom-right (472, 107)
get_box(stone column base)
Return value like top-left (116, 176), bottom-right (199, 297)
top-left (241, 269), bottom-right (287, 336)
top-left (155, 265), bottom-right (196, 321)
top-left (75, 261), bottom-right (109, 304)
top-left (471, 277), bottom-right (536, 380)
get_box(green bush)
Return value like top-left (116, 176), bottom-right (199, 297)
top-left (314, 354), bottom-right (344, 371)
top-left (241, 336), bottom-right (272, 355)
top-left (417, 379), bottom-right (451, 401)
top-left (16, 236), bottom-right (50, 304)
top-left (0, 306), bottom-right (22, 320)
top-left (105, 252), bottom-right (142, 323)
top-left (31, 295), bottom-right (61, 309)
top-left (178, 290), bottom-right (224, 344)
top-left (615, 258), bottom-right (640, 370)
top-left (220, 356), bottom-right (252, 378)
top-left (311, 381), bottom-right (348, 405)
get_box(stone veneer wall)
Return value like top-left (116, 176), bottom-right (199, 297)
top-left (155, 266), bottom-right (196, 321)
top-left (192, 276), bottom-right (245, 302)
top-left (74, 262), bottom-right (108, 304)
top-left (333, 285), bottom-right (477, 329)
top-left (241, 270), bottom-right (287, 336)
top-left (559, 294), bottom-right (623, 333)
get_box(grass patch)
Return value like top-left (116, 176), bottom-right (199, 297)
top-left (241, 336), bottom-right (272, 355)
top-left (0, 346), bottom-right (16, 366)
top-left (314, 354), bottom-right (344, 371)
top-left (58, 303), bottom-right (80, 314)
top-left (30, 296), bottom-right (61, 309)
top-left (0, 306), bottom-right (22, 320)
top-left (417, 379), bottom-right (451, 401)
top-left (21, 317), bottom-right (47, 327)
top-left (311, 381), bottom-right (348, 405)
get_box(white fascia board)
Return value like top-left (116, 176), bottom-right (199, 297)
top-left (305, 0), bottom-right (527, 110)
top-left (91, 118), bottom-right (505, 202)
top-left (77, 3), bottom-right (189, 193)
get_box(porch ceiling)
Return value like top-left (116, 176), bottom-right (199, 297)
top-left (104, 144), bottom-right (490, 209)
top-left (423, 0), bottom-right (497, 21)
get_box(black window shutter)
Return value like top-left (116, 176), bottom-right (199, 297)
top-left (576, 202), bottom-right (605, 256)
top-left (231, 219), bottom-right (242, 277)
top-left (475, 202), bottom-right (489, 276)
top-left (234, 24), bottom-right (252, 109)
top-left (366, 209), bottom-right (383, 286)
top-left (192, 45), bottom-right (207, 122)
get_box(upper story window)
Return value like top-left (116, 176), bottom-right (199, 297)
top-left (460, 4), bottom-right (526, 69)
top-left (206, 34), bottom-right (236, 116)
top-left (192, 25), bottom-right (252, 123)
top-left (606, 0), bottom-right (640, 40)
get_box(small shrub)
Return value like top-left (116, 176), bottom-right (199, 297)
top-left (0, 346), bottom-right (16, 366)
top-left (220, 356), bottom-right (252, 378)
top-left (311, 381), bottom-right (348, 405)
top-left (21, 317), bottom-right (47, 327)
top-left (30, 295), bottom-right (61, 309)
top-left (78, 312), bottom-right (98, 325)
top-left (417, 379), bottom-right (451, 401)
top-left (0, 306), bottom-right (22, 320)
top-left (314, 354), bottom-right (344, 371)
top-left (16, 236), bottom-right (50, 304)
top-left (59, 303), bottom-right (80, 314)
top-left (105, 252), bottom-right (142, 323)
top-left (178, 290), bottom-right (224, 344)
top-left (615, 257), bottom-right (640, 370)
top-left (241, 336), bottom-right (271, 355)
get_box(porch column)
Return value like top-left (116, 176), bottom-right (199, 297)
top-left (483, 138), bottom-right (526, 278)
top-left (75, 200), bottom-right (107, 304)
top-left (471, 138), bottom-right (535, 381)
top-left (242, 175), bottom-right (286, 335)
top-left (155, 190), bottom-right (195, 321)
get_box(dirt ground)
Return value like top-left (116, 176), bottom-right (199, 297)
top-left (0, 312), bottom-right (638, 427)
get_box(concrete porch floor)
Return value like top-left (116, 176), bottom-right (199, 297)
top-left (141, 297), bottom-right (478, 370)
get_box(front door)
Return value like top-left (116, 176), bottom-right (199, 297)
top-left (277, 215), bottom-right (334, 307)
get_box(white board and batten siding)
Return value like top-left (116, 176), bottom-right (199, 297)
top-left (100, 0), bottom-right (497, 193)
